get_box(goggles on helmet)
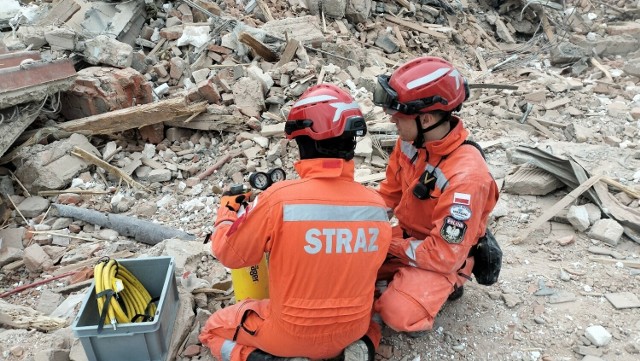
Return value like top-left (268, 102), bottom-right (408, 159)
top-left (373, 75), bottom-right (450, 115)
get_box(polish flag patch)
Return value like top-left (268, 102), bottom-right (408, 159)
top-left (453, 192), bottom-right (471, 205)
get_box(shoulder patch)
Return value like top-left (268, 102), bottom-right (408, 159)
top-left (450, 204), bottom-right (472, 221)
top-left (440, 216), bottom-right (467, 244)
top-left (453, 192), bottom-right (471, 205)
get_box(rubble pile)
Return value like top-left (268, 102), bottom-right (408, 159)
top-left (1, 0), bottom-right (640, 360)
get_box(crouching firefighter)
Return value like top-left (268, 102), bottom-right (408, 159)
top-left (199, 84), bottom-right (392, 361)
top-left (371, 56), bottom-right (500, 336)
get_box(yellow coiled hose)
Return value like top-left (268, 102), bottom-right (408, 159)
top-left (94, 259), bottom-right (157, 330)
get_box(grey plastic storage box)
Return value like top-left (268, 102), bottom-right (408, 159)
top-left (72, 256), bottom-right (179, 361)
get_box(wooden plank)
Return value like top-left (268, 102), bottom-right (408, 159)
top-left (37, 0), bottom-right (81, 26)
top-left (512, 174), bottom-right (603, 244)
top-left (589, 257), bottom-right (640, 269)
top-left (238, 31), bottom-right (278, 62)
top-left (193, 0), bottom-right (222, 16)
top-left (393, 25), bottom-right (407, 52)
top-left (59, 98), bottom-right (207, 135)
top-left (394, 0), bottom-right (411, 10)
top-left (540, 8), bottom-right (556, 45)
top-left (527, 117), bottom-right (558, 140)
top-left (149, 38), bottom-right (167, 57)
top-left (601, 176), bottom-right (640, 199)
top-left (165, 113), bottom-right (243, 131)
top-left (71, 146), bottom-right (148, 190)
top-left (384, 15), bottom-right (448, 40)
top-left (316, 66), bottom-right (326, 85)
top-left (590, 57), bottom-right (613, 82)
top-left (256, 0), bottom-right (274, 21)
top-left (466, 94), bottom-right (500, 105)
top-left (275, 38), bottom-right (299, 68)
top-left (0, 299), bottom-right (66, 331)
top-left (336, 20), bottom-right (349, 35)
top-left (53, 250), bottom-right (134, 276)
top-left (473, 48), bottom-right (488, 72)
top-left (469, 20), bottom-right (501, 50)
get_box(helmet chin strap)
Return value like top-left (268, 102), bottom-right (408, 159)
top-left (413, 116), bottom-right (424, 148)
top-left (413, 114), bottom-right (448, 147)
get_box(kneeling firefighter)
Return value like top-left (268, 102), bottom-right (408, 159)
top-left (199, 84), bottom-right (392, 361)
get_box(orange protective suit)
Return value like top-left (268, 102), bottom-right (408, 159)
top-left (199, 158), bottom-right (392, 361)
top-left (375, 117), bottom-right (499, 332)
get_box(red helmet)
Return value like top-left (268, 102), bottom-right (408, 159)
top-left (373, 56), bottom-right (469, 114)
top-left (285, 84), bottom-right (367, 141)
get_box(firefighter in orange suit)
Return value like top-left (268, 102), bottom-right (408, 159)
top-left (371, 56), bottom-right (499, 335)
top-left (199, 84), bottom-right (392, 361)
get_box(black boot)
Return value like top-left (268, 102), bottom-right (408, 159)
top-left (448, 285), bottom-right (464, 301)
top-left (247, 349), bottom-right (309, 361)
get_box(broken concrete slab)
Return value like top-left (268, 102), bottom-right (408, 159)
top-left (0, 227), bottom-right (25, 250)
top-left (83, 35), bottom-right (133, 68)
top-left (15, 26), bottom-right (47, 50)
top-left (574, 35), bottom-right (640, 57)
top-left (0, 103), bottom-right (40, 161)
top-left (550, 42), bottom-right (586, 65)
top-left (13, 133), bottom-right (100, 193)
top-left (0, 57), bottom-right (76, 110)
top-left (232, 77), bottom-right (265, 118)
top-left (261, 15), bottom-right (324, 44)
top-left (23, 243), bottom-right (54, 273)
top-left (606, 22), bottom-right (640, 37)
top-left (36, 0), bottom-right (80, 26)
top-left (567, 205), bottom-right (590, 232)
top-left (306, 0), bottom-right (347, 18)
top-left (17, 196), bottom-right (50, 218)
top-left (44, 28), bottom-right (80, 51)
top-left (345, 0), bottom-right (372, 24)
top-left (65, 0), bottom-right (146, 46)
top-left (503, 166), bottom-right (565, 196)
top-left (587, 218), bottom-right (624, 246)
top-left (623, 58), bottom-right (640, 78)
top-left (604, 291), bottom-right (640, 309)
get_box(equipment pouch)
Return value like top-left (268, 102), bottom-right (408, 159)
top-left (470, 229), bottom-right (502, 285)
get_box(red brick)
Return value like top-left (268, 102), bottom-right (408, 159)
top-left (187, 88), bottom-right (204, 103)
top-left (61, 67), bottom-right (153, 120)
top-left (139, 123), bottom-right (165, 144)
top-left (197, 80), bottom-right (221, 104)
top-left (207, 44), bottom-right (233, 54)
top-left (160, 26), bottom-right (183, 40)
top-left (57, 193), bottom-right (82, 205)
top-left (207, 51), bottom-right (223, 63)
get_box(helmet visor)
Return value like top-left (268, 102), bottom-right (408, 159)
top-left (373, 75), bottom-right (398, 109)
